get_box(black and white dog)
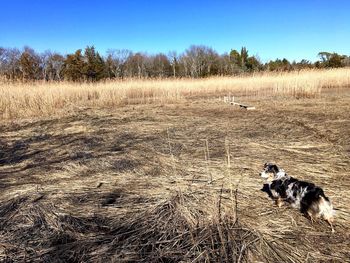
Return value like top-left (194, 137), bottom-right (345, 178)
top-left (260, 163), bottom-right (335, 232)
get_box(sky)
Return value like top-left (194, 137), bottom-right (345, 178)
top-left (0, 0), bottom-right (349, 62)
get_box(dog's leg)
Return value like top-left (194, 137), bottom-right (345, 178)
top-left (307, 211), bottom-right (316, 225)
top-left (325, 218), bottom-right (335, 233)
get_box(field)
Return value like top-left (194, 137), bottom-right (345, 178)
top-left (1, 69), bottom-right (350, 262)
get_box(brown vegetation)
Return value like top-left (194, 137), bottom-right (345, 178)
top-left (1, 68), bottom-right (350, 120)
top-left (1, 80), bottom-right (350, 261)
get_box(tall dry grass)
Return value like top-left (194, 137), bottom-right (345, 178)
top-left (1, 68), bottom-right (349, 120)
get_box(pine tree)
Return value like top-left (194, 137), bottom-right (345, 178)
top-left (83, 46), bottom-right (106, 81)
top-left (229, 49), bottom-right (241, 67)
top-left (62, 49), bottom-right (85, 81)
top-left (19, 47), bottom-right (41, 80)
top-left (240, 47), bottom-right (248, 69)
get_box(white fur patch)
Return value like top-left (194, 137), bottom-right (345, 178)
top-left (260, 171), bottom-right (269, 178)
top-left (275, 170), bottom-right (286, 180)
top-left (286, 183), bottom-right (296, 203)
top-left (291, 186), bottom-right (308, 209)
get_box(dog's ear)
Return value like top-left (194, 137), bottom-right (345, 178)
top-left (270, 164), bottom-right (279, 173)
top-left (264, 162), bottom-right (268, 168)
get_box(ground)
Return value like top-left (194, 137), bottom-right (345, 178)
top-left (1, 89), bottom-right (350, 262)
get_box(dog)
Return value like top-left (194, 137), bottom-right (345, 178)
top-left (259, 163), bottom-right (335, 232)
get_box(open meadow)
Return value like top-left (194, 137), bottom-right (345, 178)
top-left (1, 69), bottom-right (350, 262)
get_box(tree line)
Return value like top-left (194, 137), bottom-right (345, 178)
top-left (0, 45), bottom-right (349, 81)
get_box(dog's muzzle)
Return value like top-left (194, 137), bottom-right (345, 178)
top-left (260, 171), bottom-right (269, 178)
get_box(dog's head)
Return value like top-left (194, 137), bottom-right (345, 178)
top-left (260, 163), bottom-right (286, 180)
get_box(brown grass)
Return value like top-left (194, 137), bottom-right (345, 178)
top-left (1, 68), bottom-right (349, 120)
top-left (0, 73), bottom-right (349, 262)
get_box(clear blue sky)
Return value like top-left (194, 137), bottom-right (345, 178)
top-left (0, 0), bottom-right (349, 62)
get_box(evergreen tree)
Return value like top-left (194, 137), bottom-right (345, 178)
top-left (328, 53), bottom-right (344, 68)
top-left (229, 49), bottom-right (241, 67)
top-left (83, 46), bottom-right (106, 81)
top-left (246, 56), bottom-right (261, 71)
top-left (62, 49), bottom-right (85, 81)
top-left (19, 47), bottom-right (41, 80)
top-left (240, 47), bottom-right (248, 68)
top-left (105, 54), bottom-right (117, 79)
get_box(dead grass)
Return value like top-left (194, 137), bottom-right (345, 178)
top-left (0, 191), bottom-right (295, 262)
top-left (1, 68), bottom-right (349, 120)
top-left (1, 88), bottom-right (350, 262)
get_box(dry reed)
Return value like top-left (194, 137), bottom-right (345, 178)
top-left (0, 68), bottom-right (349, 120)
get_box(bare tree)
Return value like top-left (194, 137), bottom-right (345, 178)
top-left (40, 50), bottom-right (51, 80)
top-left (0, 47), bottom-right (6, 78)
top-left (125, 52), bottom-right (148, 78)
top-left (168, 51), bottom-right (178, 77)
top-left (149, 53), bottom-right (171, 78)
top-left (0, 47), bottom-right (22, 80)
top-left (106, 49), bottom-right (132, 78)
top-left (40, 51), bottom-right (64, 80)
top-left (217, 53), bottom-right (231, 75)
top-left (342, 56), bottom-right (350, 67)
top-left (182, 45), bottom-right (219, 77)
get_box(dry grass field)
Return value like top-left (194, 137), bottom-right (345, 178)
top-left (1, 68), bottom-right (349, 120)
top-left (1, 69), bottom-right (350, 262)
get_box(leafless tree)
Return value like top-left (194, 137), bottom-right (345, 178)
top-left (149, 53), bottom-right (171, 78)
top-left (0, 47), bottom-right (22, 80)
top-left (40, 51), bottom-right (64, 80)
top-left (168, 51), bottom-right (178, 77)
top-left (125, 52), bottom-right (148, 78)
top-left (106, 49), bottom-right (132, 78)
top-left (182, 45), bottom-right (219, 77)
